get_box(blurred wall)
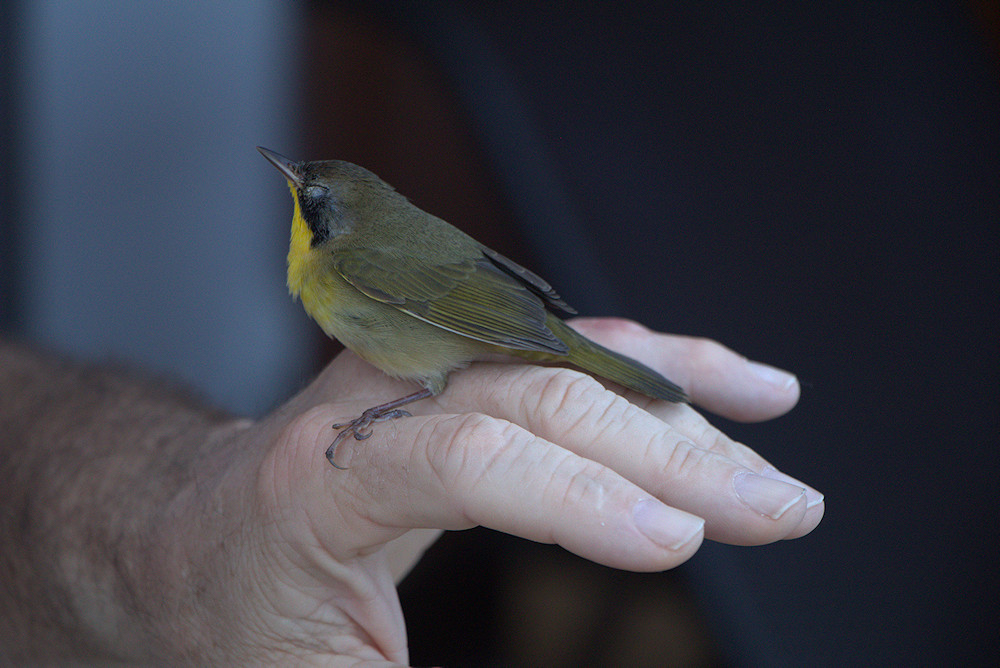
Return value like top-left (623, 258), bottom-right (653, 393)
top-left (3, 1), bottom-right (316, 416)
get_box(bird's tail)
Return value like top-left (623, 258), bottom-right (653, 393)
top-left (550, 318), bottom-right (688, 403)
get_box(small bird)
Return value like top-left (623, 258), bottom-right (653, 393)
top-left (259, 147), bottom-right (687, 467)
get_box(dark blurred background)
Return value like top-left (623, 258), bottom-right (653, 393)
top-left (3, 1), bottom-right (997, 665)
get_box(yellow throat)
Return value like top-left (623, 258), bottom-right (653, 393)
top-left (286, 182), bottom-right (312, 302)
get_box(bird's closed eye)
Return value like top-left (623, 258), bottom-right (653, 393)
top-left (304, 185), bottom-right (328, 200)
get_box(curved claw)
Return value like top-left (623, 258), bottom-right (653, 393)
top-left (325, 431), bottom-right (352, 470)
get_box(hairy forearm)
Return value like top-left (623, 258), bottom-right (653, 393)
top-left (0, 340), bottom-right (245, 663)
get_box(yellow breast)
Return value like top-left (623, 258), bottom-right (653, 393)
top-left (286, 186), bottom-right (359, 337)
top-left (283, 184), bottom-right (482, 392)
top-left (286, 184), bottom-right (315, 302)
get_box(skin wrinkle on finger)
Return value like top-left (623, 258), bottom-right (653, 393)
top-left (658, 439), bottom-right (715, 485)
top-left (446, 420), bottom-right (610, 550)
top-left (643, 433), bottom-right (814, 543)
top-left (416, 413), bottom-right (591, 547)
top-left (449, 416), bottom-right (561, 528)
top-left (432, 414), bottom-right (519, 490)
top-left (699, 423), bottom-right (763, 469)
top-left (551, 458), bottom-right (611, 518)
top-left (533, 456), bottom-right (695, 568)
top-left (545, 462), bottom-right (619, 548)
top-left (529, 449), bottom-right (588, 546)
top-left (400, 412), bottom-right (539, 530)
top-left (333, 415), bottom-right (470, 534)
top-left (460, 365), bottom-right (816, 542)
top-left (533, 368), bottom-right (637, 443)
top-left (540, 368), bottom-right (612, 418)
top-left (643, 402), bottom-right (769, 472)
top-left (344, 409), bottom-right (690, 570)
top-left (453, 365), bottom-right (706, 480)
top-left (443, 365), bottom-right (745, 475)
top-left (409, 359), bottom-right (816, 542)
top-left (637, 405), bottom-right (823, 530)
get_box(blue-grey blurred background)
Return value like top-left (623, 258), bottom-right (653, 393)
top-left (2, 1), bottom-right (313, 415)
top-left (3, 1), bottom-right (997, 665)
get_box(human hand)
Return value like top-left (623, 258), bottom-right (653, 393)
top-left (158, 318), bottom-right (822, 665)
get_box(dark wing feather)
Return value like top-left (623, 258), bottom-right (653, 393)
top-left (331, 247), bottom-right (569, 354)
top-left (481, 247), bottom-right (577, 316)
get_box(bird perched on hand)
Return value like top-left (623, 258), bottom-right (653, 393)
top-left (259, 147), bottom-right (687, 468)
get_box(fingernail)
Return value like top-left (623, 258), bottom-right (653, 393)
top-left (747, 360), bottom-right (798, 391)
top-left (733, 471), bottom-right (805, 519)
top-left (761, 467), bottom-right (825, 509)
top-left (632, 498), bottom-right (704, 550)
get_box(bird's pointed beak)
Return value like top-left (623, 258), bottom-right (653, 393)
top-left (257, 146), bottom-right (303, 188)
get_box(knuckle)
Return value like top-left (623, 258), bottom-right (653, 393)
top-left (705, 429), bottom-right (755, 463)
top-left (687, 336), bottom-right (724, 362)
top-left (685, 337), bottom-right (736, 373)
top-left (661, 438), bottom-right (713, 480)
top-left (423, 412), bottom-right (527, 489)
top-left (553, 459), bottom-right (612, 508)
top-left (533, 367), bottom-right (610, 416)
top-left (449, 412), bottom-right (520, 449)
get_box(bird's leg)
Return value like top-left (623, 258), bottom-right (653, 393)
top-left (326, 388), bottom-right (434, 469)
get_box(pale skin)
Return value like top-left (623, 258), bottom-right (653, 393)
top-left (0, 318), bottom-right (823, 666)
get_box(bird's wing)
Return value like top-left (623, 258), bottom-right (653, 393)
top-left (331, 247), bottom-right (571, 354)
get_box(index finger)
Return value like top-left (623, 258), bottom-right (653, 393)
top-left (432, 364), bottom-right (822, 545)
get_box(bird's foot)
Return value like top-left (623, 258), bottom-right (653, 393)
top-left (326, 408), bottom-right (413, 469)
top-left (324, 388), bottom-right (434, 469)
